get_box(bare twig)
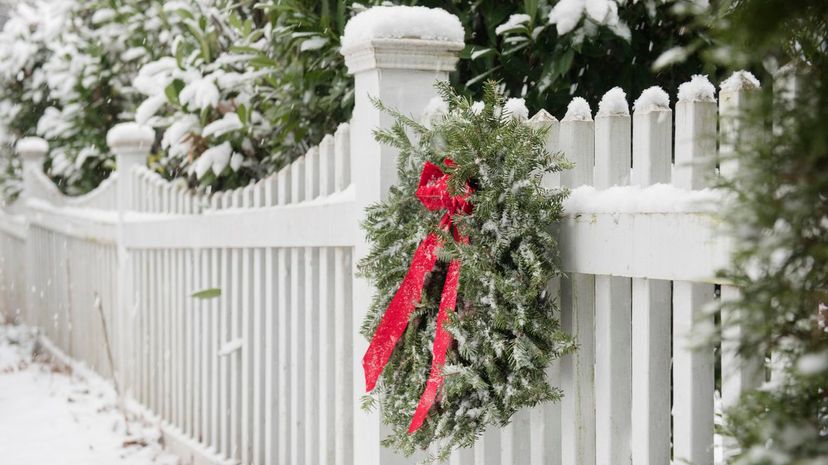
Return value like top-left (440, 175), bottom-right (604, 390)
top-left (94, 291), bottom-right (130, 435)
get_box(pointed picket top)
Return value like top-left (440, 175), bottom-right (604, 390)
top-left (528, 109), bottom-right (558, 129)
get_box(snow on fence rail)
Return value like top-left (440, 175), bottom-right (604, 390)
top-left (0, 7), bottom-right (774, 465)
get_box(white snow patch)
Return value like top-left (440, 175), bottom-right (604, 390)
top-left (596, 87), bottom-right (629, 117)
top-left (0, 324), bottom-right (177, 465)
top-left (563, 97), bottom-right (592, 121)
top-left (194, 141), bottom-right (233, 178)
top-left (633, 86), bottom-right (670, 113)
top-left (16, 136), bottom-right (48, 155)
top-left (341, 6), bottom-right (464, 49)
top-left (504, 98), bottom-right (529, 121)
top-left (652, 46), bottom-right (688, 70)
top-left (495, 14), bottom-right (531, 35)
top-left (678, 74), bottom-right (716, 103)
top-left (179, 75), bottom-right (219, 111)
top-left (796, 351), bottom-right (828, 375)
top-left (230, 153), bottom-right (243, 172)
top-left (564, 184), bottom-right (721, 214)
top-left (106, 123), bottom-right (155, 150)
top-left (134, 94), bottom-right (166, 125)
top-left (470, 101), bottom-right (485, 116)
top-left (300, 36), bottom-right (328, 52)
top-left (218, 338), bottom-right (243, 357)
top-left (421, 96), bottom-right (449, 128)
top-left (202, 113), bottom-right (243, 139)
top-left (549, 0), bottom-right (585, 35)
top-left (720, 70), bottom-right (761, 93)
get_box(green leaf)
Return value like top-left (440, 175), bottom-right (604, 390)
top-left (191, 288), bottom-right (221, 299)
top-left (164, 80), bottom-right (185, 105)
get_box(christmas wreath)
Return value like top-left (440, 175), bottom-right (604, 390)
top-left (359, 81), bottom-right (575, 460)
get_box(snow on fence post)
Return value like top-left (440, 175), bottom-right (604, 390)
top-left (16, 136), bottom-right (48, 201)
top-left (665, 78), bottom-right (718, 465)
top-left (718, 72), bottom-right (765, 462)
top-left (107, 122), bottom-right (154, 399)
top-left (558, 97), bottom-right (596, 465)
top-left (340, 5), bottom-right (464, 464)
top-left (593, 89), bottom-right (632, 465)
top-left (629, 87), bottom-right (675, 465)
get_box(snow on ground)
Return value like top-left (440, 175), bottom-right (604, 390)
top-left (0, 323), bottom-right (178, 465)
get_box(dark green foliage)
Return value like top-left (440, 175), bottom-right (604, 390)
top-left (359, 81), bottom-right (575, 461)
top-left (692, 1), bottom-right (828, 463)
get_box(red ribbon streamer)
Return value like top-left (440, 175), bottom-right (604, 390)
top-left (362, 159), bottom-right (472, 433)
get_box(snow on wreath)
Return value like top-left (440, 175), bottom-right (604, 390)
top-left (358, 81), bottom-right (576, 461)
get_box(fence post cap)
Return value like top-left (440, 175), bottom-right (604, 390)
top-left (340, 6), bottom-right (464, 74)
top-left (107, 122), bottom-right (155, 153)
top-left (15, 137), bottom-right (48, 161)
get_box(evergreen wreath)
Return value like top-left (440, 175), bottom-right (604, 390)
top-left (359, 81), bottom-right (576, 460)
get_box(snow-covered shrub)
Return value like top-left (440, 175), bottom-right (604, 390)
top-left (0, 0), bottom-right (71, 198)
top-left (35, 0), bottom-right (177, 194)
top-left (134, 1), bottom-right (275, 190)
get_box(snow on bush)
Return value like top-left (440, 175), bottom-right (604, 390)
top-left (341, 6), bottom-right (464, 49)
top-left (495, 14), bottom-right (531, 36)
top-left (133, 2), bottom-right (276, 188)
top-left (548, 0), bottom-right (630, 42)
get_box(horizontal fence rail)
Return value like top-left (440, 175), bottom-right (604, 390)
top-left (0, 24), bottom-right (777, 465)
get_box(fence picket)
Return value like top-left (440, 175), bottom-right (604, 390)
top-left (559, 98), bottom-right (596, 465)
top-left (593, 102), bottom-right (633, 465)
top-left (672, 283), bottom-right (715, 465)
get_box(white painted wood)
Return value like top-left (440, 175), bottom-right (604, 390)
top-left (593, 109), bottom-right (633, 465)
top-left (631, 278), bottom-right (671, 465)
top-left (528, 109), bottom-right (560, 189)
top-left (559, 118), bottom-right (594, 187)
top-left (560, 273), bottom-right (596, 465)
top-left (720, 285), bottom-right (763, 408)
top-left (241, 190), bottom-right (254, 465)
top-left (674, 101), bottom-right (717, 190)
top-left (719, 84), bottom-right (761, 179)
top-left (632, 107), bottom-right (672, 186)
top-left (333, 247), bottom-right (353, 465)
top-left (290, 155), bottom-right (306, 465)
top-left (334, 124), bottom-right (351, 190)
top-left (594, 113), bottom-right (631, 188)
top-left (304, 145), bottom-right (321, 465)
top-left (673, 282), bottom-right (715, 465)
top-left (594, 275), bottom-right (631, 465)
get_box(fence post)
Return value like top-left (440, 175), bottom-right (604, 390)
top-left (107, 122), bottom-right (154, 398)
top-left (15, 137), bottom-right (48, 325)
top-left (340, 8), bottom-right (464, 464)
top-left (16, 137), bottom-right (48, 200)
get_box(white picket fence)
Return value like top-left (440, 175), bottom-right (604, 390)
top-left (0, 14), bottom-right (773, 465)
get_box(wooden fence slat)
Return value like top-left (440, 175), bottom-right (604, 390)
top-left (333, 248), bottom-right (353, 465)
top-left (593, 99), bottom-right (633, 465)
top-left (334, 124), bottom-right (351, 189)
top-left (304, 145), bottom-right (321, 465)
top-left (631, 278), bottom-right (671, 465)
top-left (673, 283), bottom-right (715, 465)
top-left (559, 97), bottom-right (597, 465)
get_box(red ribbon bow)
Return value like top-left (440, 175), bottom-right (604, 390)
top-left (363, 159), bottom-right (472, 433)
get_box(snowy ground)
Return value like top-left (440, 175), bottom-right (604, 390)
top-left (0, 323), bottom-right (178, 465)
